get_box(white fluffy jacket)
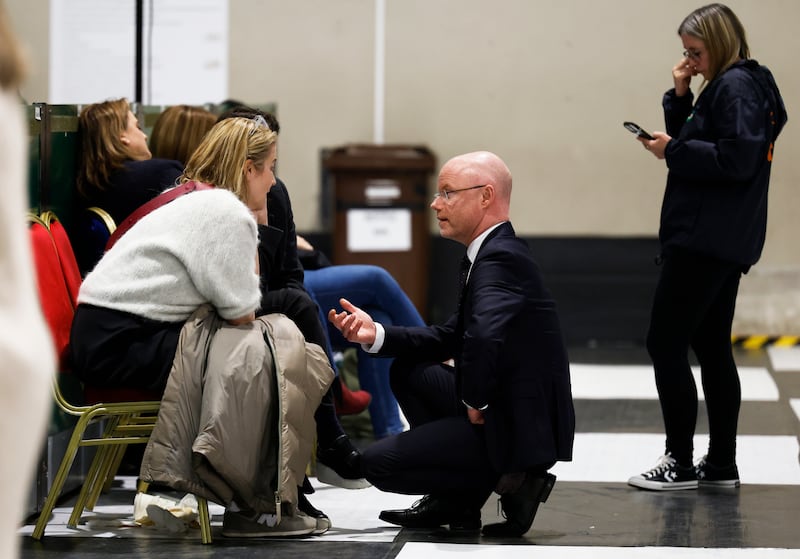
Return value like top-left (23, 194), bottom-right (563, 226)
top-left (78, 188), bottom-right (260, 322)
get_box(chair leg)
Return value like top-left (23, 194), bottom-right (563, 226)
top-left (93, 417), bottom-right (123, 497)
top-left (198, 497), bottom-right (213, 544)
top-left (67, 444), bottom-right (109, 528)
top-left (70, 417), bottom-right (127, 525)
top-left (100, 443), bottom-right (127, 493)
top-left (83, 417), bottom-right (128, 512)
top-left (85, 443), bottom-right (125, 511)
top-left (32, 417), bottom-right (92, 540)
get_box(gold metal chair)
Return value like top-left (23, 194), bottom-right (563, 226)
top-left (32, 381), bottom-right (162, 539)
top-left (85, 206), bottom-right (116, 235)
top-left (28, 213), bottom-right (212, 543)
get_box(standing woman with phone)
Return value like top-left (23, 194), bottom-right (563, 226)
top-left (629, 3), bottom-right (787, 491)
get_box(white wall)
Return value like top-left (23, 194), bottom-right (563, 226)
top-left (8, 0), bottom-right (800, 332)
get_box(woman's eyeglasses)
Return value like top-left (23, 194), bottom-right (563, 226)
top-left (683, 49), bottom-right (702, 60)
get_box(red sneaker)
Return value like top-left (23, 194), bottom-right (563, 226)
top-left (333, 377), bottom-right (371, 415)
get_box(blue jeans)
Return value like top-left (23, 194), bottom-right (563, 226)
top-left (304, 265), bottom-right (425, 439)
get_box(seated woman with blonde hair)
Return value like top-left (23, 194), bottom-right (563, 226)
top-left (70, 117), bottom-right (332, 538)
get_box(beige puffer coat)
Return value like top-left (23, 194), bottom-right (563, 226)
top-left (139, 305), bottom-right (333, 515)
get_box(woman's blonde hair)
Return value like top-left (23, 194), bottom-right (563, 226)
top-left (181, 117), bottom-right (277, 205)
top-left (678, 3), bottom-right (750, 84)
top-left (0, 2), bottom-right (26, 90)
top-left (149, 104), bottom-right (217, 164)
top-left (76, 98), bottom-right (132, 197)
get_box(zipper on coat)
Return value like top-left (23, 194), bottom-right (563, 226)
top-left (270, 328), bottom-right (284, 527)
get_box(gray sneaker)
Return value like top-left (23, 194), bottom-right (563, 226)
top-left (298, 491), bottom-right (331, 535)
top-left (222, 509), bottom-right (316, 538)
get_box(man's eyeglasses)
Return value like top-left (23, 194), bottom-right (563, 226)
top-left (683, 49), bottom-right (702, 60)
top-left (433, 184), bottom-right (486, 202)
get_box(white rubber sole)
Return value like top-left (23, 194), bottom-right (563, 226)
top-left (698, 479), bottom-right (741, 488)
top-left (221, 526), bottom-right (316, 538)
top-left (316, 462), bottom-right (372, 490)
top-left (627, 476), bottom-right (698, 491)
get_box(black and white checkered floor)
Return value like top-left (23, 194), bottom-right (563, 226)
top-left (19, 346), bottom-right (800, 558)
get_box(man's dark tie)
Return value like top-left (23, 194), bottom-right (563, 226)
top-left (457, 254), bottom-right (471, 304)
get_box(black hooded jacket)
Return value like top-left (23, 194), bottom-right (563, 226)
top-left (660, 59), bottom-right (788, 266)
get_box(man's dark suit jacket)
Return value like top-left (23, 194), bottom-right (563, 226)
top-left (380, 222), bottom-right (575, 473)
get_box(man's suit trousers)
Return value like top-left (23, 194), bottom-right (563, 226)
top-left (360, 357), bottom-right (496, 507)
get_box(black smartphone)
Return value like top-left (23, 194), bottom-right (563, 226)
top-left (623, 121), bottom-right (655, 141)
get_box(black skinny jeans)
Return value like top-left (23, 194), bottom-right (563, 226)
top-left (646, 248), bottom-right (744, 467)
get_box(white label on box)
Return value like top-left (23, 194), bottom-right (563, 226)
top-left (365, 180), bottom-right (401, 203)
top-left (347, 209), bottom-right (411, 252)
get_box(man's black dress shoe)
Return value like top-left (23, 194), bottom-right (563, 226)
top-left (482, 472), bottom-right (556, 537)
top-left (379, 495), bottom-right (481, 531)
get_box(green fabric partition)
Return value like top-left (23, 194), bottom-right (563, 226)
top-left (43, 105), bottom-right (80, 230)
top-left (30, 104), bottom-right (82, 433)
top-left (27, 104), bottom-right (43, 214)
